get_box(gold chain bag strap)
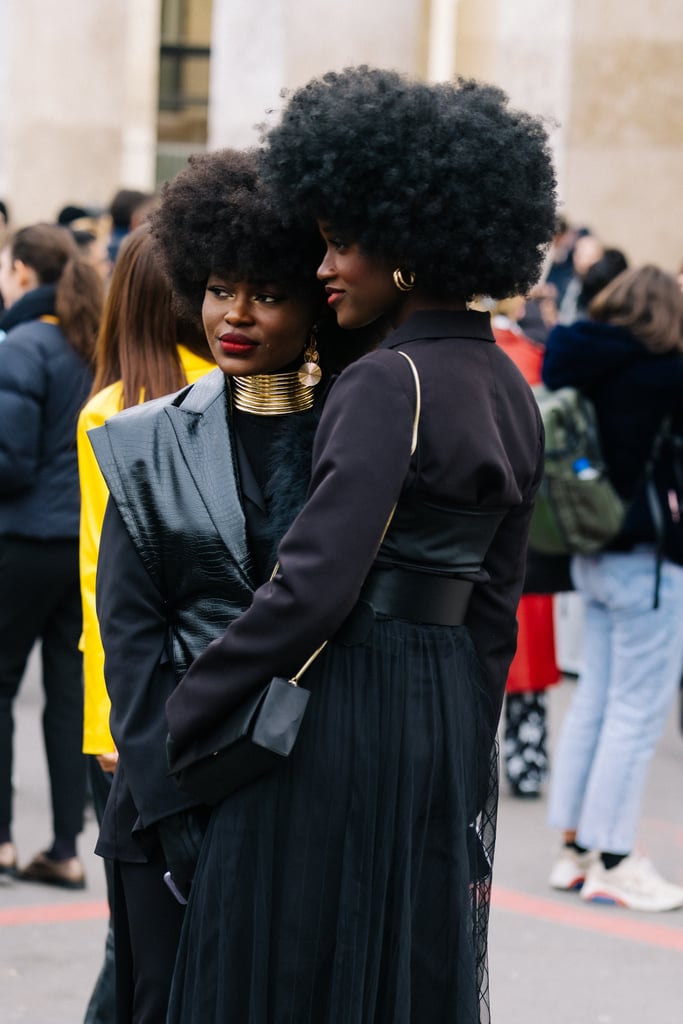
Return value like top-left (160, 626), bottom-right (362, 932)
top-left (168, 352), bottom-right (420, 806)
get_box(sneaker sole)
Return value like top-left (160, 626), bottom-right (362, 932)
top-left (553, 878), bottom-right (585, 892)
top-left (582, 889), bottom-right (683, 912)
top-left (582, 891), bottom-right (626, 907)
top-left (549, 872), bottom-right (587, 891)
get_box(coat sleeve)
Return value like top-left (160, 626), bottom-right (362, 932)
top-left (97, 499), bottom-right (197, 824)
top-left (464, 424), bottom-right (544, 730)
top-left (166, 352), bottom-right (417, 748)
top-left (0, 332), bottom-right (46, 492)
top-left (78, 402), bottom-right (116, 754)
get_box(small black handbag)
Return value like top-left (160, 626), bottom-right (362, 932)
top-left (167, 647), bottom-right (323, 806)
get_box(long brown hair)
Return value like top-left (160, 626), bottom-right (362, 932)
top-left (589, 264), bottom-right (683, 354)
top-left (9, 223), bottom-right (102, 362)
top-left (90, 223), bottom-right (209, 409)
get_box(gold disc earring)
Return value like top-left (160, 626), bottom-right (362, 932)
top-left (298, 328), bottom-right (323, 387)
top-left (393, 268), bottom-right (416, 292)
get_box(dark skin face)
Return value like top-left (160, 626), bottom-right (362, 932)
top-left (316, 223), bottom-right (466, 333)
top-left (202, 275), bottom-right (315, 377)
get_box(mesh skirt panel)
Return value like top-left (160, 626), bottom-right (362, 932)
top-left (169, 619), bottom-right (498, 1024)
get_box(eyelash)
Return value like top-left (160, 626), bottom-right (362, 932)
top-left (207, 286), bottom-right (283, 304)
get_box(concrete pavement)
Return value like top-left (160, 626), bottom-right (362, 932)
top-left (490, 679), bottom-right (683, 1023)
top-left (1, 647), bottom-right (682, 1023)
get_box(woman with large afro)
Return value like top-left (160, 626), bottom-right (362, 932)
top-left (166, 68), bottom-right (557, 1023)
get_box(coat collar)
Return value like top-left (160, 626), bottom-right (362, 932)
top-left (167, 366), bottom-right (226, 414)
top-left (0, 284), bottom-right (57, 333)
top-left (164, 369), bottom-right (255, 589)
top-left (379, 309), bottom-right (495, 351)
top-left (168, 368), bottom-right (265, 512)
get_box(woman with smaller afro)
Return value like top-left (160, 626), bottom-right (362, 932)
top-left (166, 68), bottom-right (557, 1023)
top-left (89, 147), bottom-right (370, 1024)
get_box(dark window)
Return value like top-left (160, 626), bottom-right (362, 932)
top-left (157, 0), bottom-right (212, 183)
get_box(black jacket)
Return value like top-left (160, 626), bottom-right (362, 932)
top-left (543, 318), bottom-right (683, 551)
top-left (0, 286), bottom-right (92, 538)
top-left (93, 370), bottom-right (318, 859)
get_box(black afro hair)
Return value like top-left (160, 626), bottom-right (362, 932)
top-left (150, 148), bottom-right (324, 327)
top-left (260, 66), bottom-right (558, 300)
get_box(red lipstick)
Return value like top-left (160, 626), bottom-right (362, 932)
top-left (219, 332), bottom-right (257, 354)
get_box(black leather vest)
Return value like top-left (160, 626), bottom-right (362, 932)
top-left (90, 370), bottom-right (256, 680)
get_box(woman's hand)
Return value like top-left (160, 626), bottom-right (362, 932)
top-left (96, 750), bottom-right (119, 774)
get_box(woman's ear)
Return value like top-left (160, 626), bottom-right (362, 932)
top-left (13, 258), bottom-right (39, 292)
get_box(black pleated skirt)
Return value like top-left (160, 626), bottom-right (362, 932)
top-left (168, 619), bottom-right (498, 1024)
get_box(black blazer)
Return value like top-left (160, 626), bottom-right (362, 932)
top-left (167, 309), bottom-right (544, 745)
top-left (94, 375), bottom-right (282, 861)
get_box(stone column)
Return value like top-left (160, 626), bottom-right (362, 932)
top-left (208, 0), bottom-right (286, 150)
top-left (208, 0), bottom-right (424, 150)
top-left (563, 0), bottom-right (683, 268)
top-left (0, 0), bottom-right (160, 225)
top-left (456, 0), bottom-right (683, 268)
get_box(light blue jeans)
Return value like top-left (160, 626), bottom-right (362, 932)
top-left (547, 548), bottom-right (683, 853)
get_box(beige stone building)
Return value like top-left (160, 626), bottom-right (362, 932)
top-left (0, 0), bottom-right (681, 269)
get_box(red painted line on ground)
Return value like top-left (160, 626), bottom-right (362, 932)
top-left (492, 885), bottom-right (683, 952)
top-left (0, 899), bottom-right (108, 926)
top-left (3, 889), bottom-right (683, 954)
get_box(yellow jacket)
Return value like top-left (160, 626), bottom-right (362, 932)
top-left (78, 346), bottom-right (215, 754)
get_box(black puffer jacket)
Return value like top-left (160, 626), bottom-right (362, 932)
top-left (0, 285), bottom-right (92, 538)
top-left (542, 318), bottom-right (683, 553)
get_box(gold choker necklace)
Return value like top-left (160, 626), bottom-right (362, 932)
top-left (231, 371), bottom-right (316, 416)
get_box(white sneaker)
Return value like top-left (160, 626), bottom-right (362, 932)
top-left (581, 855), bottom-right (683, 912)
top-left (549, 846), bottom-right (596, 891)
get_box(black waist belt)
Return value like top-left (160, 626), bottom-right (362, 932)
top-left (359, 567), bottom-right (473, 626)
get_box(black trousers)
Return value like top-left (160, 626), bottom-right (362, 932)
top-left (113, 841), bottom-right (186, 1024)
top-left (0, 536), bottom-right (86, 839)
top-left (85, 759), bottom-right (115, 1024)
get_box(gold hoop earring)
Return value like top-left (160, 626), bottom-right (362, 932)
top-left (297, 327), bottom-right (322, 387)
top-left (393, 268), bottom-right (416, 292)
